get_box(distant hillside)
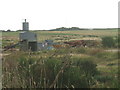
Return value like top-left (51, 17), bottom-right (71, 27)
top-left (49, 27), bottom-right (88, 31)
top-left (49, 27), bottom-right (117, 31)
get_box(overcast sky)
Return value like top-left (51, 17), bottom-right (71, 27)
top-left (0, 0), bottom-right (119, 30)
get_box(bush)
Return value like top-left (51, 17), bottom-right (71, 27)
top-left (17, 57), bottom-right (42, 87)
top-left (62, 67), bottom-right (89, 88)
top-left (77, 59), bottom-right (99, 77)
top-left (114, 35), bottom-right (120, 48)
top-left (94, 75), bottom-right (113, 83)
top-left (86, 48), bottom-right (103, 56)
top-left (95, 52), bottom-right (118, 60)
top-left (75, 47), bottom-right (86, 54)
top-left (71, 58), bottom-right (99, 87)
top-left (102, 36), bottom-right (115, 48)
top-left (44, 58), bottom-right (62, 84)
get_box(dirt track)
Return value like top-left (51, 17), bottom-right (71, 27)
top-left (105, 49), bottom-right (119, 52)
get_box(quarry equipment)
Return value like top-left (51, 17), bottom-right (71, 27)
top-left (22, 19), bottom-right (29, 31)
top-left (19, 31), bottom-right (38, 51)
top-left (19, 19), bottom-right (38, 51)
top-left (3, 19), bottom-right (101, 52)
top-left (64, 40), bottom-right (100, 47)
top-left (3, 43), bottom-right (19, 51)
top-left (64, 40), bottom-right (86, 47)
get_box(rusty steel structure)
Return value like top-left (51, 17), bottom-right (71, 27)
top-left (64, 40), bottom-right (101, 47)
top-left (64, 40), bottom-right (86, 47)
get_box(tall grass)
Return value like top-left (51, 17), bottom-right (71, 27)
top-left (2, 47), bottom-right (118, 88)
top-left (2, 50), bottom-right (98, 88)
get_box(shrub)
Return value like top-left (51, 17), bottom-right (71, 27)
top-left (17, 57), bottom-right (42, 87)
top-left (114, 35), bottom-right (120, 49)
top-left (75, 47), bottom-right (86, 54)
top-left (44, 58), bottom-right (62, 84)
top-left (102, 36), bottom-right (115, 48)
top-left (71, 58), bottom-right (99, 87)
top-left (86, 48), bottom-right (103, 56)
top-left (62, 67), bottom-right (89, 88)
top-left (95, 52), bottom-right (118, 60)
top-left (94, 75), bottom-right (113, 83)
top-left (77, 59), bottom-right (99, 77)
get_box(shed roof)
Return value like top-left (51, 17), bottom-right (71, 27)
top-left (19, 31), bottom-right (37, 41)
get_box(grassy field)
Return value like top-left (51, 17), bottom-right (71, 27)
top-left (2, 29), bottom-right (118, 45)
top-left (1, 29), bottom-right (119, 88)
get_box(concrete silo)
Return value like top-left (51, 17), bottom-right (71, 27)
top-left (22, 19), bottom-right (29, 31)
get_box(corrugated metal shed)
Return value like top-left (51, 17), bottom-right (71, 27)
top-left (19, 31), bottom-right (38, 51)
top-left (19, 31), bottom-right (37, 42)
